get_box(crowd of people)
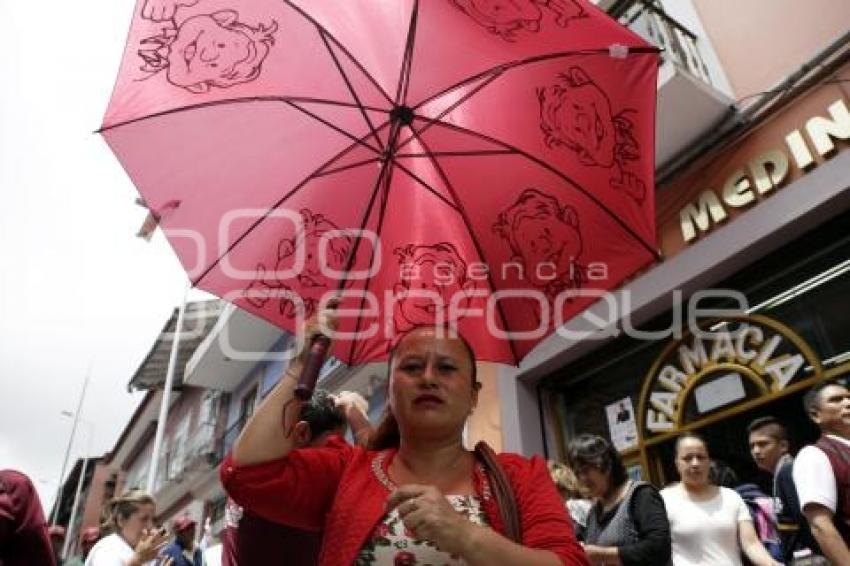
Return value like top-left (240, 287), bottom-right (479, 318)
top-left (548, 381), bottom-right (850, 566)
top-left (3, 312), bottom-right (850, 565)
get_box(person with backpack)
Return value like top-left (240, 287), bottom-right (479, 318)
top-left (707, 459), bottom-right (784, 561)
top-left (748, 416), bottom-right (820, 562)
top-left (567, 434), bottom-right (671, 565)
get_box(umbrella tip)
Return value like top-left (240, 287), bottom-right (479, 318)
top-left (389, 105), bottom-right (415, 126)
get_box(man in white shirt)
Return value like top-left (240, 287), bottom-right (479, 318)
top-left (792, 381), bottom-right (850, 565)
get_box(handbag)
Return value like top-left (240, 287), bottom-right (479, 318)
top-left (474, 441), bottom-right (521, 542)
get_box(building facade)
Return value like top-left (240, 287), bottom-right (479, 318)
top-left (495, 0), bottom-right (850, 487)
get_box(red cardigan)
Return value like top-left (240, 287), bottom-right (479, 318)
top-left (221, 442), bottom-right (588, 565)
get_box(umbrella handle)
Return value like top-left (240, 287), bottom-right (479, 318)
top-left (294, 334), bottom-right (331, 400)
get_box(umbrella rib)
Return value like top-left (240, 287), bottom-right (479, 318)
top-left (311, 119), bottom-right (391, 178)
top-left (284, 100), bottom-right (383, 155)
top-left (413, 117), bottom-right (661, 260)
top-left (316, 28), bottom-right (385, 152)
top-left (394, 0), bottom-right (420, 106)
top-left (406, 126), bottom-right (522, 366)
top-left (390, 158), bottom-right (461, 213)
top-left (97, 96), bottom-right (387, 133)
top-left (190, 118), bottom-right (393, 288)
top-left (339, 121), bottom-right (405, 363)
top-left (345, 155), bottom-right (399, 363)
top-left (315, 157), bottom-right (383, 178)
top-left (394, 70), bottom-right (504, 153)
top-left (412, 46), bottom-right (658, 112)
top-left (395, 150), bottom-right (516, 158)
top-left (282, 0), bottom-right (394, 106)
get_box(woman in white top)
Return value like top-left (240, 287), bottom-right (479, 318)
top-left (660, 433), bottom-right (780, 566)
top-left (85, 489), bottom-right (173, 566)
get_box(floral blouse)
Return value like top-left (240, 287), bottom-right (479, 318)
top-left (354, 494), bottom-right (489, 566)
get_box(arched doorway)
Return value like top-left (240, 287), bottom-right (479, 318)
top-left (636, 315), bottom-right (825, 486)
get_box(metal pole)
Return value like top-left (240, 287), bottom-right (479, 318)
top-left (61, 457), bottom-right (88, 559)
top-left (61, 422), bottom-right (93, 559)
top-left (146, 286), bottom-right (189, 493)
top-left (51, 371), bottom-right (90, 525)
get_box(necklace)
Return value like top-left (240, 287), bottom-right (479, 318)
top-left (371, 450), bottom-right (490, 501)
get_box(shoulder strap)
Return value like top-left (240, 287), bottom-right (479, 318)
top-left (625, 481), bottom-right (650, 524)
top-left (474, 441), bottom-right (521, 542)
top-left (818, 436), bottom-right (850, 466)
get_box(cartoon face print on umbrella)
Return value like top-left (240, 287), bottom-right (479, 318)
top-left (244, 209), bottom-right (352, 318)
top-left (136, 1), bottom-right (277, 94)
top-left (392, 243), bottom-right (477, 333)
top-left (492, 188), bottom-right (586, 301)
top-left (538, 66), bottom-right (646, 202)
top-left (450, 0), bottom-right (586, 41)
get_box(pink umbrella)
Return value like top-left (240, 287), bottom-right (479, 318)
top-left (101, 0), bottom-right (659, 368)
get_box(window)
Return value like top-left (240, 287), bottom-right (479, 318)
top-left (168, 416), bottom-right (189, 480)
top-left (239, 387), bottom-right (258, 428)
top-left (199, 391), bottom-right (220, 426)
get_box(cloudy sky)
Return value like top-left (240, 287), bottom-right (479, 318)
top-left (0, 1), bottom-right (211, 511)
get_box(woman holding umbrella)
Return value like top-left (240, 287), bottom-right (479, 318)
top-left (221, 308), bottom-right (588, 565)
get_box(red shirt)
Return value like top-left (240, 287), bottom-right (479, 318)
top-left (220, 436), bottom-right (351, 566)
top-left (0, 470), bottom-right (56, 566)
top-left (221, 444), bottom-right (588, 566)
top-left (816, 436), bottom-right (850, 545)
top-left (221, 505), bottom-right (322, 566)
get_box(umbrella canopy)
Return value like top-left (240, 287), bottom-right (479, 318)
top-left (101, 0), bottom-right (659, 365)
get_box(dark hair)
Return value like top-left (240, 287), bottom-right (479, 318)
top-left (369, 326), bottom-right (479, 450)
top-left (566, 434), bottom-right (628, 488)
top-left (747, 416), bottom-right (788, 442)
top-left (299, 389), bottom-right (346, 439)
top-left (802, 381), bottom-right (844, 420)
top-left (675, 431), bottom-right (708, 456)
top-left (708, 459), bottom-right (739, 488)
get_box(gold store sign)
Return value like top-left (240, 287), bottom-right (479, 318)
top-left (639, 316), bottom-right (822, 435)
top-left (680, 99), bottom-right (850, 243)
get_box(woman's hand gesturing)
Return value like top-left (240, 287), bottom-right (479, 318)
top-left (132, 527), bottom-right (170, 564)
top-left (387, 484), bottom-right (477, 556)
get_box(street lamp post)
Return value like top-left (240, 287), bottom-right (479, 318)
top-left (61, 419), bottom-right (94, 560)
top-left (147, 285), bottom-right (189, 494)
top-left (50, 371), bottom-right (90, 526)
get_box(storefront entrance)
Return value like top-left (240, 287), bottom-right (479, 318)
top-left (541, 209), bottom-right (850, 484)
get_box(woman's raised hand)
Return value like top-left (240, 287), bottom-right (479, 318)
top-left (133, 527), bottom-right (170, 562)
top-left (288, 299), bottom-right (340, 371)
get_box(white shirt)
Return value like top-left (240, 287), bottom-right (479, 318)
top-left (566, 498), bottom-right (593, 527)
top-left (793, 434), bottom-right (850, 513)
top-left (203, 543), bottom-right (222, 566)
top-left (84, 533), bottom-right (155, 566)
top-left (661, 484), bottom-right (752, 566)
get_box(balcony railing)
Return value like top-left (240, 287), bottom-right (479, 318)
top-left (212, 419), bottom-right (246, 466)
top-left (151, 425), bottom-right (215, 492)
top-left (618, 0), bottom-right (712, 86)
top-left (151, 420), bottom-right (246, 494)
